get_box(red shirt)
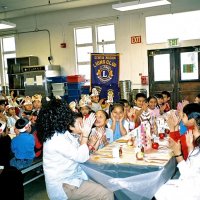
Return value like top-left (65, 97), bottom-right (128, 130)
top-left (170, 131), bottom-right (188, 160)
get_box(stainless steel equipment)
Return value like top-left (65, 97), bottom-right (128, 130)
top-left (22, 65), bottom-right (60, 96)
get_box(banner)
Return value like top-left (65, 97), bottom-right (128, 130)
top-left (91, 53), bottom-right (120, 101)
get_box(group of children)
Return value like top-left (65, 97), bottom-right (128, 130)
top-left (0, 93), bottom-right (42, 170)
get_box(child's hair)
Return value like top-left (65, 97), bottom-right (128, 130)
top-left (109, 103), bottom-right (124, 117)
top-left (196, 94), bottom-right (200, 99)
top-left (135, 93), bottom-right (147, 100)
top-left (36, 96), bottom-right (73, 143)
top-left (183, 103), bottom-right (200, 150)
top-left (154, 94), bottom-right (163, 99)
top-left (96, 110), bottom-right (109, 120)
top-left (147, 96), bottom-right (157, 103)
top-left (117, 99), bottom-right (130, 106)
top-left (162, 91), bottom-right (171, 98)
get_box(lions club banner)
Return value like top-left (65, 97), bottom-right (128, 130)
top-left (91, 53), bottom-right (120, 101)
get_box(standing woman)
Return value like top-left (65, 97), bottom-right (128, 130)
top-left (37, 97), bottom-right (114, 200)
top-left (155, 103), bottom-right (200, 200)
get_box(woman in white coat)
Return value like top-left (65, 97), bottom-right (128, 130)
top-left (155, 103), bottom-right (200, 200)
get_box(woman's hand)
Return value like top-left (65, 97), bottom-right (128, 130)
top-left (185, 130), bottom-right (194, 153)
top-left (80, 113), bottom-right (96, 137)
top-left (88, 134), bottom-right (99, 146)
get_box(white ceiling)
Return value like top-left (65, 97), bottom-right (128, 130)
top-left (0, 0), bottom-right (119, 19)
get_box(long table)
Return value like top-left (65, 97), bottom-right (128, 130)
top-left (81, 136), bottom-right (176, 200)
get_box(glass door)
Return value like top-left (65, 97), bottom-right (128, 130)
top-left (148, 46), bottom-right (200, 108)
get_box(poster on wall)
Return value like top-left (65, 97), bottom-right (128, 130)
top-left (91, 53), bottom-right (120, 101)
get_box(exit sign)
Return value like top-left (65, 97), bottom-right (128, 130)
top-left (131, 36), bottom-right (142, 44)
top-left (168, 38), bottom-right (179, 47)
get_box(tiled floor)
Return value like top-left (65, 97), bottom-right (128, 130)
top-left (24, 176), bottom-right (49, 200)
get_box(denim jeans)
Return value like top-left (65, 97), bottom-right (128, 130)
top-left (10, 157), bottom-right (33, 170)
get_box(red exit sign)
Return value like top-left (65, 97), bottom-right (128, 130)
top-left (131, 36), bottom-right (142, 44)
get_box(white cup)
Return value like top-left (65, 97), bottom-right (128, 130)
top-left (112, 147), bottom-right (119, 158)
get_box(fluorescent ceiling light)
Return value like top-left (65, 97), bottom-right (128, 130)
top-left (0, 20), bottom-right (16, 30)
top-left (112, 0), bottom-right (171, 11)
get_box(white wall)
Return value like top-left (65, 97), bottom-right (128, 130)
top-left (9, 1), bottom-right (200, 92)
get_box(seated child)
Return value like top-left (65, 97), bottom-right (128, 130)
top-left (10, 118), bottom-right (35, 170)
top-left (79, 95), bottom-right (92, 119)
top-left (107, 103), bottom-right (128, 141)
top-left (30, 111), bottom-right (42, 158)
top-left (89, 110), bottom-right (113, 152)
top-left (161, 91), bottom-right (171, 112)
top-left (147, 96), bottom-right (160, 117)
top-left (6, 103), bottom-right (19, 135)
top-left (0, 120), bottom-right (11, 167)
top-left (32, 94), bottom-right (42, 114)
top-left (20, 96), bottom-right (33, 119)
top-left (194, 93), bottom-right (200, 104)
top-left (90, 88), bottom-right (103, 112)
top-left (133, 93), bottom-right (150, 127)
top-left (118, 99), bottom-right (135, 131)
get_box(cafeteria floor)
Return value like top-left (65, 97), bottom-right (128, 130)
top-left (24, 176), bottom-right (49, 200)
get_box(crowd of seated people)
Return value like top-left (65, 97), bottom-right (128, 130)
top-left (0, 88), bottom-right (200, 200)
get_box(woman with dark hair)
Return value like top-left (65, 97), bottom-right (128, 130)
top-left (155, 103), bottom-right (200, 199)
top-left (37, 97), bottom-right (114, 200)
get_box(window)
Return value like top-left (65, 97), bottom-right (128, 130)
top-left (146, 10), bottom-right (200, 44)
top-left (74, 23), bottom-right (116, 81)
top-left (0, 36), bottom-right (16, 85)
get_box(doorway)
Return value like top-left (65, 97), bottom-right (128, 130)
top-left (148, 46), bottom-right (200, 108)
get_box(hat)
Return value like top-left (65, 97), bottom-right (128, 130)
top-left (23, 96), bottom-right (32, 105)
top-left (90, 88), bottom-right (99, 97)
top-left (0, 120), bottom-right (6, 134)
top-left (69, 101), bottom-right (77, 112)
top-left (15, 118), bottom-right (31, 132)
top-left (79, 95), bottom-right (91, 108)
top-left (32, 94), bottom-right (42, 102)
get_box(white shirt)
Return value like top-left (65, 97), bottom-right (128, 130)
top-left (43, 131), bottom-right (89, 200)
top-left (155, 147), bottom-right (200, 200)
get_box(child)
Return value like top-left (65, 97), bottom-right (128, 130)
top-left (6, 103), bottom-right (19, 135)
top-left (147, 96), bottom-right (160, 117)
top-left (194, 93), bottom-right (200, 103)
top-left (10, 118), bottom-right (35, 170)
top-left (30, 111), bottom-right (42, 158)
top-left (20, 96), bottom-right (33, 119)
top-left (32, 94), bottom-right (42, 114)
top-left (107, 103), bottom-right (128, 141)
top-left (161, 91), bottom-right (171, 112)
top-left (167, 103), bottom-right (200, 160)
top-left (155, 103), bottom-right (200, 200)
top-left (118, 99), bottom-right (135, 131)
top-left (0, 99), bottom-right (7, 122)
top-left (154, 94), bottom-right (164, 108)
top-left (79, 95), bottom-right (92, 118)
top-left (90, 88), bottom-right (103, 112)
top-left (133, 93), bottom-right (150, 127)
top-left (90, 110), bottom-right (113, 152)
top-left (0, 120), bottom-right (11, 167)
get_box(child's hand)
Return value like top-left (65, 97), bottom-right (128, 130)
top-left (119, 112), bottom-right (125, 123)
top-left (99, 99), bottom-right (104, 105)
top-left (169, 137), bottom-right (182, 156)
top-left (111, 112), bottom-right (116, 122)
top-left (166, 111), bottom-right (180, 131)
top-left (96, 127), bottom-right (105, 138)
top-left (127, 108), bottom-right (135, 121)
top-left (88, 134), bottom-right (99, 146)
